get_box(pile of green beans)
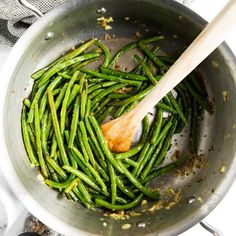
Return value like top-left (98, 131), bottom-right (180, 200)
top-left (22, 37), bottom-right (212, 211)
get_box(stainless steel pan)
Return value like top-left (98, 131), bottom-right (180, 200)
top-left (1, 0), bottom-right (236, 235)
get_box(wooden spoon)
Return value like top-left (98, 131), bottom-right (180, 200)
top-left (101, 0), bottom-right (236, 153)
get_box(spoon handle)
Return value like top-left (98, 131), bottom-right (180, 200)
top-left (128, 0), bottom-right (236, 123)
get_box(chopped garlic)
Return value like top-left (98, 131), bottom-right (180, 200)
top-left (220, 165), bottom-right (226, 174)
top-left (97, 16), bottom-right (113, 30)
top-left (141, 200), bottom-right (147, 206)
top-left (222, 90), bottom-right (229, 103)
top-left (122, 223), bottom-right (131, 230)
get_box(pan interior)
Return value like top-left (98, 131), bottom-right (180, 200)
top-left (4, 0), bottom-right (236, 235)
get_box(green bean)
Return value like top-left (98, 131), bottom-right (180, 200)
top-left (189, 73), bottom-right (207, 97)
top-left (76, 182), bottom-right (92, 204)
top-left (63, 165), bottom-right (102, 192)
top-left (79, 121), bottom-right (96, 167)
top-left (45, 178), bottom-right (69, 189)
top-left (183, 80), bottom-right (213, 113)
top-left (27, 81), bottom-right (49, 123)
top-left (84, 117), bottom-right (106, 162)
top-left (97, 106), bottom-right (113, 124)
top-left (68, 96), bottom-right (80, 148)
top-left (27, 124), bottom-right (36, 148)
top-left (88, 138), bottom-right (107, 171)
top-left (39, 76), bottom-right (63, 120)
top-left (88, 83), bottom-right (102, 94)
top-left (85, 99), bottom-right (91, 118)
top-left (95, 193), bottom-right (143, 211)
top-left (88, 89), bottom-right (104, 100)
top-left (110, 85), bottom-right (153, 106)
top-left (101, 67), bottom-right (147, 81)
top-left (73, 187), bottom-right (92, 208)
top-left (153, 119), bottom-right (173, 149)
top-left (38, 52), bottom-right (101, 87)
top-left (117, 160), bottom-right (159, 199)
top-left (113, 103), bottom-right (127, 118)
top-left (109, 36), bottom-right (164, 67)
top-left (69, 148), bottom-right (94, 180)
top-left (70, 146), bottom-right (85, 162)
top-left (120, 101), bottom-right (137, 116)
top-left (133, 144), bottom-right (154, 178)
top-left (54, 83), bottom-right (68, 109)
top-left (22, 105), bottom-right (39, 166)
top-left (158, 55), bottom-right (176, 64)
top-left (78, 138), bottom-right (90, 163)
top-left (141, 137), bottom-right (165, 180)
top-left (115, 196), bottom-right (129, 204)
top-left (123, 158), bottom-right (138, 168)
top-left (190, 98), bottom-right (198, 154)
top-left (65, 39), bottom-right (96, 60)
top-left (132, 143), bottom-right (150, 177)
top-left (50, 136), bottom-right (57, 158)
top-left (116, 177), bottom-right (135, 199)
top-left (47, 161), bottom-right (59, 182)
top-left (72, 142), bottom-right (108, 187)
top-left (133, 55), bottom-right (157, 85)
top-left (140, 116), bottom-right (150, 143)
top-left (92, 84), bottom-right (125, 106)
top-left (139, 41), bottom-right (165, 67)
top-left (94, 162), bottom-right (109, 182)
top-left (175, 87), bottom-right (190, 133)
top-left (89, 116), bottom-right (124, 173)
top-left (47, 89), bottom-right (69, 165)
top-left (65, 177), bottom-right (80, 193)
top-left (95, 40), bottom-right (110, 67)
top-left (80, 90), bottom-right (87, 121)
top-left (31, 67), bottom-right (49, 80)
top-left (67, 84), bottom-right (80, 108)
top-left (151, 108), bottom-right (163, 144)
top-left (89, 81), bottom-right (117, 94)
top-left (144, 154), bottom-right (192, 183)
top-left (68, 191), bottom-right (79, 201)
top-left (163, 95), bottom-right (173, 108)
top-left (23, 99), bottom-right (31, 108)
top-left (79, 73), bottom-right (85, 93)
top-left (116, 143), bottom-right (143, 160)
top-left (157, 102), bottom-right (177, 114)
top-left (168, 92), bottom-right (187, 125)
top-left (93, 84), bottom-right (127, 104)
top-left (71, 58), bottom-right (101, 74)
top-left (41, 112), bottom-right (49, 156)
top-left (80, 69), bottom-right (141, 86)
top-left (34, 103), bottom-right (48, 177)
top-left (137, 119), bottom-right (172, 178)
top-left (108, 93), bottom-right (131, 100)
top-left (154, 119), bottom-right (177, 168)
top-left (58, 72), bottom-right (71, 79)
top-left (92, 97), bottom-right (110, 114)
top-left (174, 97), bottom-right (185, 134)
top-left (60, 71), bottom-right (79, 134)
top-left (46, 157), bottom-right (67, 180)
top-left (108, 163), bottom-right (116, 204)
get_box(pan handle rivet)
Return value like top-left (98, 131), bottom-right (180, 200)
top-left (45, 32), bottom-right (54, 40)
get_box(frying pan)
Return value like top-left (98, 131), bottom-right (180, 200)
top-left (0, 0), bottom-right (236, 235)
